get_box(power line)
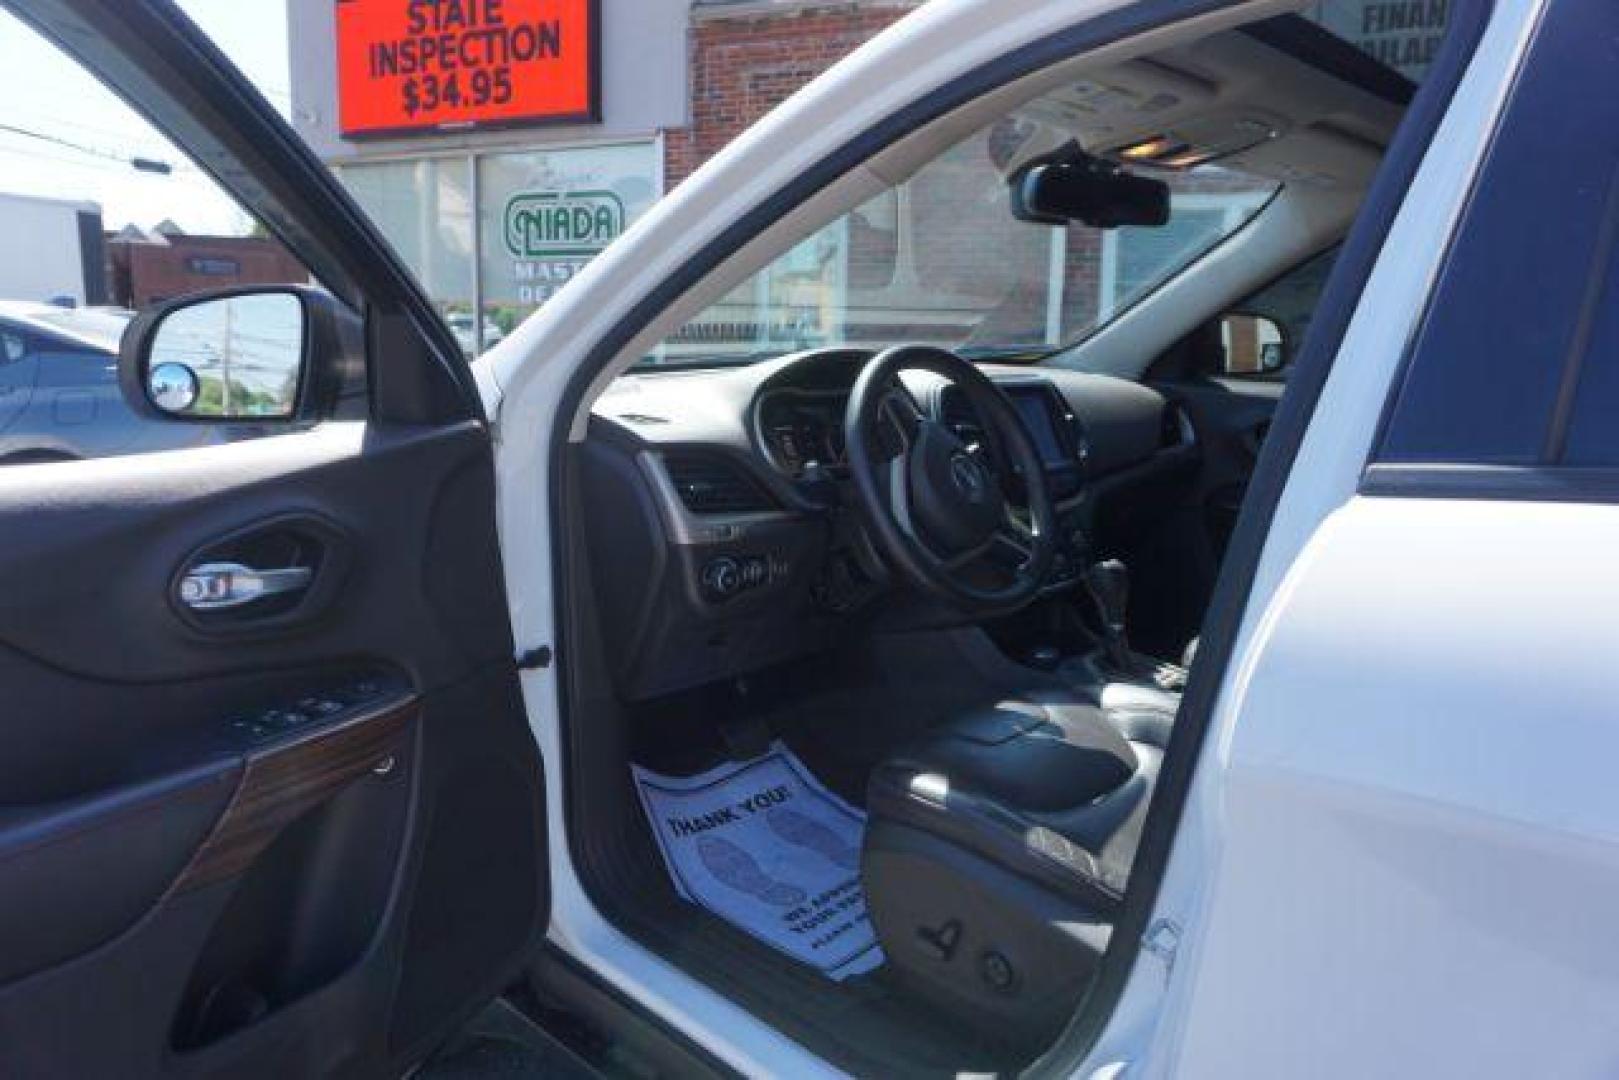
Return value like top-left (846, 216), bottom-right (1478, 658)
top-left (0, 140), bottom-right (218, 189)
top-left (0, 120), bottom-right (188, 177)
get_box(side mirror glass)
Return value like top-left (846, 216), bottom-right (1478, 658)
top-left (147, 362), bottom-right (199, 412)
top-left (143, 292), bottom-right (306, 419)
top-left (1218, 312), bottom-right (1287, 375)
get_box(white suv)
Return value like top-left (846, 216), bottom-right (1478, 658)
top-left (1, 0), bottom-right (1608, 1078)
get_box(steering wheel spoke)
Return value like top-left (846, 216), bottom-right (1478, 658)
top-left (992, 506), bottom-right (1037, 562)
top-left (876, 379), bottom-right (928, 455)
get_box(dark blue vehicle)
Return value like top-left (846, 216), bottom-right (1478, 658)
top-left (0, 301), bottom-right (216, 463)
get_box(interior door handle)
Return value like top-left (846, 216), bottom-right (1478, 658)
top-left (178, 562), bottom-right (313, 610)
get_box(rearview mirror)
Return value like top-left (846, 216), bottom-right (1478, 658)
top-left (1218, 313), bottom-right (1287, 375)
top-left (1010, 150), bottom-right (1170, 230)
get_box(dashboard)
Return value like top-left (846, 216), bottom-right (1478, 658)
top-left (582, 348), bottom-right (1196, 700)
top-left (754, 372), bottom-right (1089, 500)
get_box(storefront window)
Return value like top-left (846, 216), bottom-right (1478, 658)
top-left (337, 142), bottom-right (657, 357)
top-left (476, 141), bottom-right (659, 350)
top-left (1302, 1), bottom-right (1451, 81)
top-left (339, 158), bottom-right (475, 347)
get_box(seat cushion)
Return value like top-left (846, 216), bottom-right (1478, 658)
top-left (866, 696), bottom-right (1155, 909)
top-left (907, 700), bottom-right (1137, 814)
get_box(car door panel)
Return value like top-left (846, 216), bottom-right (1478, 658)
top-left (0, 423), bottom-right (502, 682)
top-left (0, 422), bottom-right (547, 1077)
top-left (0, 755), bottom-right (237, 986)
top-left (0, 2), bottom-right (551, 1073)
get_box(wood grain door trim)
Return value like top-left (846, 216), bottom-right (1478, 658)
top-left (168, 695), bottom-right (417, 895)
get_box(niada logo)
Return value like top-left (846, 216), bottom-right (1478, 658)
top-left (504, 189), bottom-right (625, 259)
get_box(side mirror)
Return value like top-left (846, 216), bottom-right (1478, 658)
top-left (121, 286), bottom-right (358, 422)
top-left (1217, 312), bottom-right (1288, 376)
top-left (1010, 150), bottom-right (1170, 230)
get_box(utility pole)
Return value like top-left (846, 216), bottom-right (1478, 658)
top-left (221, 298), bottom-right (234, 414)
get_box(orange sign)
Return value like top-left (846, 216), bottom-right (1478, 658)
top-left (335, 0), bottom-right (599, 138)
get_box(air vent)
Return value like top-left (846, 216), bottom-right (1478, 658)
top-left (661, 451), bottom-right (775, 515)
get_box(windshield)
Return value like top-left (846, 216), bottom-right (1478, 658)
top-left (647, 96), bottom-right (1278, 368)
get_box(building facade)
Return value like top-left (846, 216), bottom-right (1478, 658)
top-left (104, 228), bottom-right (308, 310)
top-left (287, 0), bottom-right (1447, 357)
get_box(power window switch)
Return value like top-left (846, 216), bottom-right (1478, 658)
top-left (262, 709), bottom-right (309, 729)
top-left (228, 717), bottom-right (270, 741)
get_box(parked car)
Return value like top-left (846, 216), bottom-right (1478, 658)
top-left (1, 1), bottom-right (1611, 1079)
top-left (445, 310), bottom-right (506, 356)
top-left (0, 301), bottom-right (223, 463)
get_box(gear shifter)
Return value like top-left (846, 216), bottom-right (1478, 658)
top-left (1083, 559), bottom-right (1135, 672)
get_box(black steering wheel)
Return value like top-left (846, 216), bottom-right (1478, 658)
top-left (844, 345), bottom-right (1057, 614)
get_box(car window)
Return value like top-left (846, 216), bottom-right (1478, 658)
top-left (1376, 0), bottom-right (1619, 468)
top-left (1, 329), bottom-right (24, 364)
top-left (0, 6), bottom-right (318, 465)
top-left (1216, 246), bottom-right (1340, 379)
top-left (646, 95), bottom-right (1277, 368)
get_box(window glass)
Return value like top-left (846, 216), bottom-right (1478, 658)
top-left (476, 142), bottom-right (660, 351)
top-left (1214, 246), bottom-right (1339, 377)
top-left (1301, 1), bottom-right (1452, 82)
top-left (1377, 0), bottom-right (1619, 466)
top-left (1557, 237), bottom-right (1619, 467)
top-left (2, 329), bottom-right (28, 364)
top-left (338, 157), bottom-right (475, 347)
top-left (653, 91), bottom-right (1276, 368)
top-left (336, 142), bottom-right (659, 358)
top-left (0, 6), bottom-right (318, 466)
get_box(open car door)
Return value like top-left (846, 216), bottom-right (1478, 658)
top-left (0, 2), bottom-right (548, 1075)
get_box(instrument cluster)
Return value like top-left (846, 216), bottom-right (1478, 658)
top-left (757, 392), bottom-right (849, 476)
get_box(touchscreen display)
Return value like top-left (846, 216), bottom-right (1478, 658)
top-left (1009, 389), bottom-right (1065, 465)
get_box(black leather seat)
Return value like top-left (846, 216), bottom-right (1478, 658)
top-left (862, 696), bottom-right (1159, 1043)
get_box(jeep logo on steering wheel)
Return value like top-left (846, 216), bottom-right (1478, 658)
top-left (950, 451), bottom-right (987, 503)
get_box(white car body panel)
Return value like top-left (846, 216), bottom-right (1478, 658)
top-left (1164, 495), bottom-right (1619, 1078)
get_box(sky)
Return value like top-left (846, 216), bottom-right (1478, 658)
top-left (0, 2), bottom-right (291, 236)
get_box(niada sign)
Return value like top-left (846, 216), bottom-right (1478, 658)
top-left (503, 189), bottom-right (625, 259)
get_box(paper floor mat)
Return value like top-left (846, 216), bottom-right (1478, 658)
top-left (631, 742), bottom-right (884, 981)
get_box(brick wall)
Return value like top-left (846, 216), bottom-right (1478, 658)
top-left (665, 1), bottom-right (920, 189)
top-left (106, 236), bottom-right (307, 309)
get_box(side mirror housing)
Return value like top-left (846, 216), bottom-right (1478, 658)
top-left (120, 286), bottom-right (360, 423)
top-left (1217, 312), bottom-right (1288, 376)
top-left (1010, 151), bottom-right (1170, 230)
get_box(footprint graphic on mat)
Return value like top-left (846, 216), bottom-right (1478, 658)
top-left (696, 836), bottom-right (806, 907)
top-left (766, 808), bottom-right (861, 871)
